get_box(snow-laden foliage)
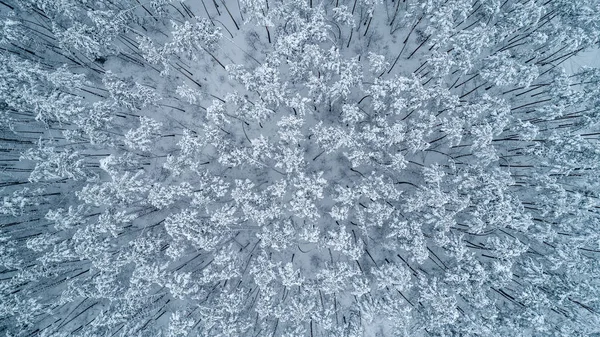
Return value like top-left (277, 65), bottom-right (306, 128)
top-left (1, 0), bottom-right (600, 336)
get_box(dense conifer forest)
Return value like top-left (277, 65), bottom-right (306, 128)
top-left (1, 0), bottom-right (600, 336)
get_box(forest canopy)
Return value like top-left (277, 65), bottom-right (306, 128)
top-left (1, 0), bottom-right (600, 336)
